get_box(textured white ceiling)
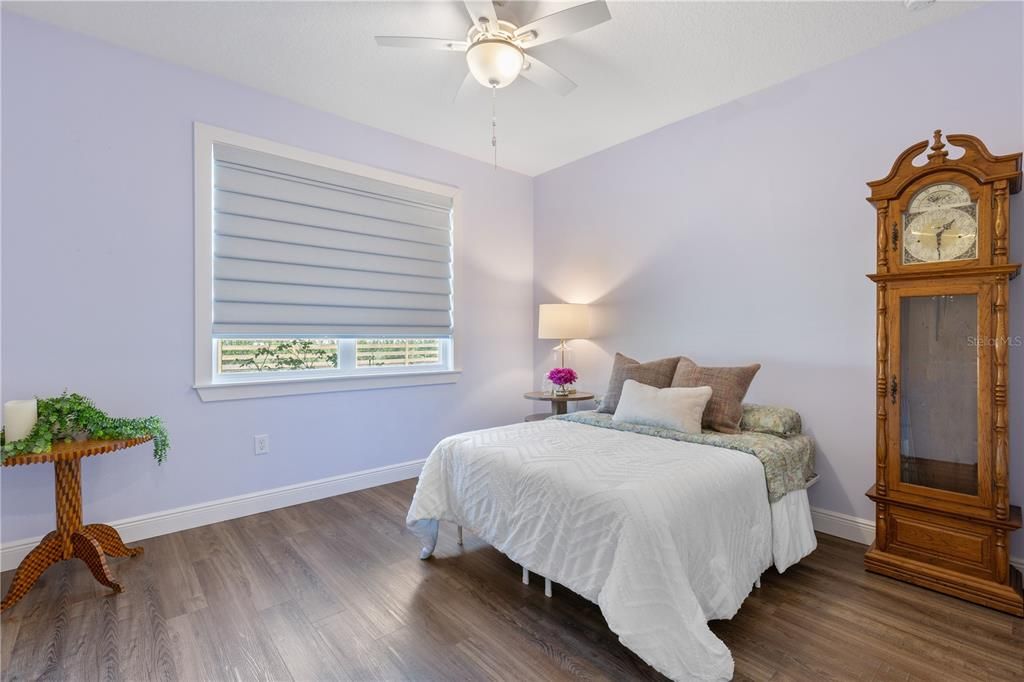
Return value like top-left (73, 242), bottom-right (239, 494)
top-left (7, 1), bottom-right (973, 176)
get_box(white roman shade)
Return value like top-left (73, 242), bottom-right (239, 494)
top-left (212, 143), bottom-right (454, 337)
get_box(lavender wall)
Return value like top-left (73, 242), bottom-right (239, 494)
top-left (0, 13), bottom-right (534, 543)
top-left (4, 5), bottom-right (1023, 556)
top-left (533, 4), bottom-right (1024, 551)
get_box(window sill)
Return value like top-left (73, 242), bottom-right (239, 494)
top-left (195, 369), bottom-right (461, 402)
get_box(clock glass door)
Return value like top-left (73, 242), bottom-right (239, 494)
top-left (898, 292), bottom-right (979, 496)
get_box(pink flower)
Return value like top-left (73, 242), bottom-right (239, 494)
top-left (547, 367), bottom-right (578, 386)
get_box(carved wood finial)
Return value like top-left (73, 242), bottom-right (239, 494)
top-left (868, 131), bottom-right (1021, 200)
top-left (927, 129), bottom-right (948, 162)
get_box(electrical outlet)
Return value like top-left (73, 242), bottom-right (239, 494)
top-left (254, 434), bottom-right (270, 455)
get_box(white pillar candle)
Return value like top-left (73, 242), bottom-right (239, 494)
top-left (4, 399), bottom-right (38, 442)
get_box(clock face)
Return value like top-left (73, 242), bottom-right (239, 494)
top-left (903, 183), bottom-right (978, 264)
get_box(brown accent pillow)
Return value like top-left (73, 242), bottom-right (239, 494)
top-left (672, 359), bottom-right (761, 434)
top-left (598, 353), bottom-right (682, 414)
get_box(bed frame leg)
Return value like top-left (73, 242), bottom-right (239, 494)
top-left (754, 577), bottom-right (761, 589)
top-left (544, 577), bottom-right (552, 598)
top-left (522, 565), bottom-right (529, 585)
top-left (457, 525), bottom-right (463, 546)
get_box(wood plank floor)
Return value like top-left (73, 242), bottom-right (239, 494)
top-left (3, 478), bottom-right (1022, 681)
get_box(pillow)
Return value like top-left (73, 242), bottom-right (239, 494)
top-left (672, 359), bottom-right (761, 434)
top-left (597, 352), bottom-right (682, 414)
top-left (741, 404), bottom-right (802, 437)
top-left (612, 380), bottom-right (712, 433)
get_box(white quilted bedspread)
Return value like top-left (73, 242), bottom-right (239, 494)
top-left (407, 419), bottom-right (777, 681)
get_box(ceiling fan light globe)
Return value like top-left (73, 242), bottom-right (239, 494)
top-left (466, 39), bottom-right (524, 89)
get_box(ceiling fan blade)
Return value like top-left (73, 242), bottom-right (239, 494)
top-left (520, 55), bottom-right (577, 96)
top-left (453, 71), bottom-right (478, 102)
top-left (514, 0), bottom-right (611, 47)
top-left (463, 1), bottom-right (499, 30)
top-left (375, 36), bottom-right (468, 51)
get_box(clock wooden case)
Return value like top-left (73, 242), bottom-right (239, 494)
top-left (865, 131), bottom-right (1023, 616)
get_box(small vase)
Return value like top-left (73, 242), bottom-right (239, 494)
top-left (554, 384), bottom-right (570, 397)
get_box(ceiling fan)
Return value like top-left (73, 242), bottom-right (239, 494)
top-left (375, 0), bottom-right (612, 97)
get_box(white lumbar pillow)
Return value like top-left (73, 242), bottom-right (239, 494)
top-left (612, 379), bottom-right (712, 433)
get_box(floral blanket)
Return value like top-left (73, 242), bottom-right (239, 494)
top-left (552, 410), bottom-right (814, 502)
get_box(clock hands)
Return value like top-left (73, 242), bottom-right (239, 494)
top-left (934, 219), bottom-right (955, 260)
top-left (907, 210), bottom-right (974, 262)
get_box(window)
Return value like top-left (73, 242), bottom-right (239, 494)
top-left (215, 338), bottom-right (447, 374)
top-left (194, 124), bottom-right (460, 401)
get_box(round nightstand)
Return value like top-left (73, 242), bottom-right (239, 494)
top-left (523, 391), bottom-right (596, 422)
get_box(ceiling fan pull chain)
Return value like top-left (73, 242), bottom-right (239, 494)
top-left (491, 85), bottom-right (498, 170)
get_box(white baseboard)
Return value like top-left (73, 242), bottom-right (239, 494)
top-left (811, 506), bottom-right (1024, 574)
top-left (1, 458), bottom-right (425, 572)
top-left (810, 506), bottom-right (876, 546)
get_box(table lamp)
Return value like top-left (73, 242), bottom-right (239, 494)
top-left (538, 303), bottom-right (590, 368)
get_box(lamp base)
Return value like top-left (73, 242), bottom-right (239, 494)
top-left (550, 342), bottom-right (574, 369)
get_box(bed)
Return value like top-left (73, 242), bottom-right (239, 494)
top-left (407, 409), bottom-right (817, 681)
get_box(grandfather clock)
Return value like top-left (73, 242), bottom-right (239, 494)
top-left (865, 131), bottom-right (1023, 616)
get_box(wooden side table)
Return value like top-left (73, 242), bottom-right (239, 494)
top-left (1, 437), bottom-right (151, 612)
top-left (523, 391), bottom-right (595, 422)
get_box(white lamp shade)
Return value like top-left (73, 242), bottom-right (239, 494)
top-left (466, 39), bottom-right (524, 88)
top-left (538, 304), bottom-right (590, 340)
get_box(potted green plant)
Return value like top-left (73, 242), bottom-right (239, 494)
top-left (1, 392), bottom-right (169, 463)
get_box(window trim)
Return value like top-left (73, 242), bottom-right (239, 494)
top-left (193, 123), bottom-right (461, 402)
